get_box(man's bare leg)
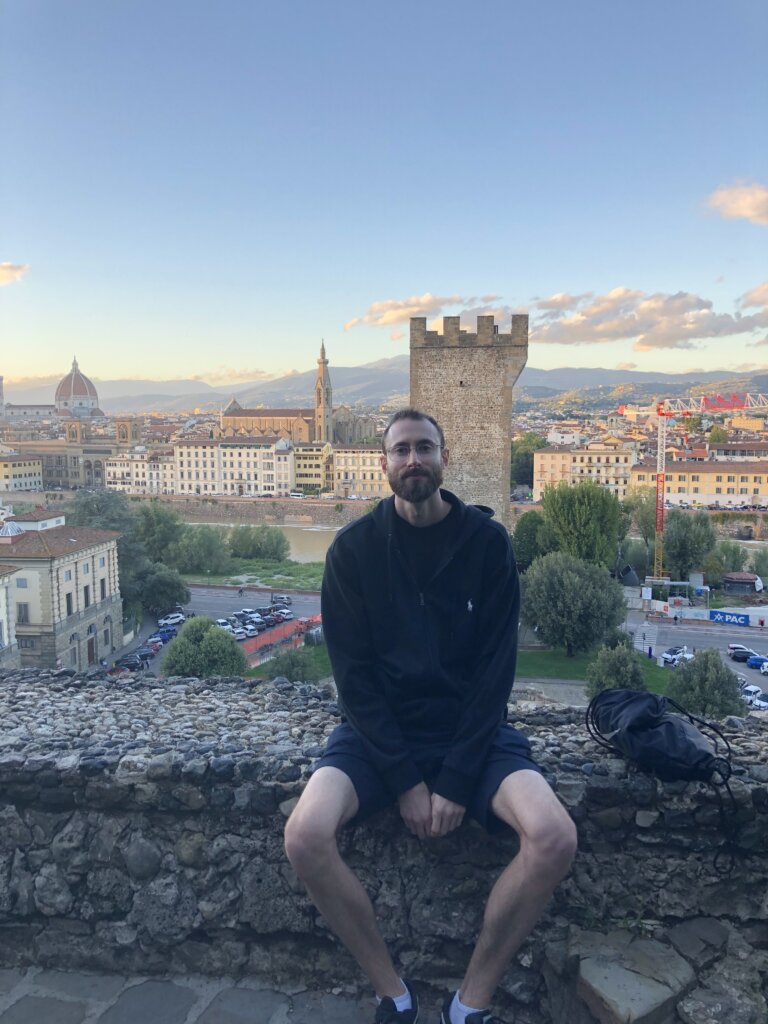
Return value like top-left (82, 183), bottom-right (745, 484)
top-left (284, 766), bottom-right (405, 999)
top-left (458, 770), bottom-right (577, 1011)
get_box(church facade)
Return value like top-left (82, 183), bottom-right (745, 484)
top-left (219, 344), bottom-right (375, 444)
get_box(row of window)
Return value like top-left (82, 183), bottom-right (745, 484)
top-left (638, 474), bottom-right (765, 483)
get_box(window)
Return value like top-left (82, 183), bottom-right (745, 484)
top-left (691, 475), bottom-right (699, 482)
top-left (66, 593), bottom-right (74, 616)
top-left (18, 638), bottom-right (36, 649)
top-left (83, 563), bottom-right (90, 575)
top-left (83, 585), bottom-right (91, 609)
top-left (100, 578), bottom-right (106, 600)
top-left (104, 629), bottom-right (110, 646)
top-left (16, 578), bottom-right (28, 589)
top-left (16, 603), bottom-right (29, 624)
top-left (716, 487), bottom-right (722, 494)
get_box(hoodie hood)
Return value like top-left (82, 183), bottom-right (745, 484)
top-left (371, 488), bottom-right (495, 547)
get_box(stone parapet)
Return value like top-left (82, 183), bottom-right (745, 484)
top-left (0, 668), bottom-right (767, 1022)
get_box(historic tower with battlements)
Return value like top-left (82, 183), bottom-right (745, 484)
top-left (410, 314), bottom-right (528, 529)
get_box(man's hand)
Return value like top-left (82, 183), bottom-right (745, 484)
top-left (398, 782), bottom-right (432, 839)
top-left (430, 794), bottom-right (465, 838)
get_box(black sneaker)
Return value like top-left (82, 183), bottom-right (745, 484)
top-left (374, 979), bottom-right (419, 1023)
top-left (439, 991), bottom-right (502, 1024)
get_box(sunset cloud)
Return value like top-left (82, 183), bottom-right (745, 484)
top-left (531, 286), bottom-right (768, 351)
top-left (707, 181), bottom-right (768, 226)
top-left (0, 262), bottom-right (30, 286)
top-left (616, 362), bottom-right (637, 370)
top-left (390, 330), bottom-right (405, 341)
top-left (344, 292), bottom-right (464, 329)
top-left (740, 282), bottom-right (768, 309)
top-left (191, 367), bottom-right (278, 385)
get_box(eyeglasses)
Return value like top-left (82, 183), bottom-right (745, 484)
top-left (385, 442), bottom-right (443, 461)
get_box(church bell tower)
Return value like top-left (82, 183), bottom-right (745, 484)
top-left (314, 342), bottom-right (333, 443)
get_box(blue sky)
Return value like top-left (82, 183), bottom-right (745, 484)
top-left (2, 0), bottom-right (767, 388)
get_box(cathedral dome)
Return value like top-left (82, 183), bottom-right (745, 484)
top-left (55, 357), bottom-right (99, 402)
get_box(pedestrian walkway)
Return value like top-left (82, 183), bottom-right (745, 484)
top-left (0, 967), bottom-right (370, 1024)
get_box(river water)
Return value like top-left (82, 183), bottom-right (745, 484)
top-left (279, 524), bottom-right (338, 563)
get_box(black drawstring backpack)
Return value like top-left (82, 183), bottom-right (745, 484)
top-left (585, 688), bottom-right (737, 872)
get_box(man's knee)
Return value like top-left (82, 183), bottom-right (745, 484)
top-left (283, 767), bottom-right (358, 878)
top-left (521, 808), bottom-right (577, 880)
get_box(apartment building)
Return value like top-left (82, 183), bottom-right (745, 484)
top-left (0, 563), bottom-right (20, 669)
top-left (533, 441), bottom-right (636, 501)
top-left (333, 444), bottom-right (387, 498)
top-left (294, 442), bottom-right (334, 493)
top-left (0, 453), bottom-right (43, 492)
top-left (105, 448), bottom-right (176, 495)
top-left (630, 460), bottom-right (768, 507)
top-left (0, 510), bottom-right (123, 670)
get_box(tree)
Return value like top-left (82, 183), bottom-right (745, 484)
top-left (512, 510), bottom-right (546, 570)
top-left (751, 547), bottom-right (768, 579)
top-left (267, 647), bottom-right (322, 683)
top-left (66, 489), bottom-right (149, 607)
top-left (619, 538), bottom-right (650, 581)
top-left (666, 649), bottom-right (743, 718)
top-left (622, 486), bottom-right (657, 563)
top-left (135, 502), bottom-right (185, 563)
top-left (586, 644), bottom-right (647, 700)
top-left (163, 617), bottom-right (247, 677)
top-left (663, 510), bottom-right (716, 580)
top-left (229, 525), bottom-right (290, 561)
top-left (540, 480), bottom-right (621, 567)
top-left (522, 552), bottom-right (626, 656)
top-left (137, 564), bottom-right (190, 615)
top-left (510, 432), bottom-right (548, 487)
top-left (167, 525), bottom-right (231, 574)
top-left (703, 539), bottom-right (749, 587)
top-left (708, 425), bottom-right (729, 443)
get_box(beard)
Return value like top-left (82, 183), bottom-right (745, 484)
top-left (388, 463), bottom-right (443, 503)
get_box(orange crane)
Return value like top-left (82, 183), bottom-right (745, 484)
top-left (620, 393), bottom-right (768, 579)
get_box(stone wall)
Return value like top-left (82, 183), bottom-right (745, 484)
top-left (0, 668), bottom-right (767, 1023)
top-left (410, 314), bottom-right (528, 530)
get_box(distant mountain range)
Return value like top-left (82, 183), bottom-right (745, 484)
top-left (4, 357), bottom-right (766, 415)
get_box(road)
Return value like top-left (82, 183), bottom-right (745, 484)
top-left (122, 585), bottom-right (321, 673)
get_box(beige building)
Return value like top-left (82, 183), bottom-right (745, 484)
top-left (0, 510), bottom-right (123, 670)
top-left (105, 448), bottom-right (175, 495)
top-left (333, 444), bottom-right (388, 498)
top-left (17, 418), bottom-right (143, 490)
top-left (533, 441), bottom-right (636, 501)
top-left (0, 453), bottom-right (43, 492)
top-left (0, 563), bottom-right (21, 669)
top-left (294, 443), bottom-right (334, 493)
top-left (173, 436), bottom-right (295, 496)
top-left (631, 460), bottom-right (768, 507)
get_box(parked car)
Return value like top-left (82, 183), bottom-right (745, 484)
top-left (743, 686), bottom-right (768, 710)
top-left (272, 594), bottom-right (292, 605)
top-left (232, 627), bottom-right (247, 641)
top-left (215, 618), bottom-right (234, 632)
top-left (240, 608), bottom-right (260, 617)
top-left (741, 683), bottom-right (762, 705)
top-left (729, 643), bottom-right (757, 657)
top-left (275, 609), bottom-right (294, 621)
top-left (746, 654), bottom-right (768, 670)
top-left (156, 626), bottom-right (178, 640)
top-left (662, 645), bottom-right (688, 665)
top-left (759, 663), bottom-right (768, 676)
top-left (113, 654), bottom-right (144, 672)
top-left (146, 634), bottom-right (166, 647)
top-left (158, 612), bottom-right (185, 628)
top-left (730, 647), bottom-right (758, 663)
top-left (243, 624), bottom-right (259, 638)
top-left (136, 645), bottom-right (157, 660)
top-left (261, 614), bottom-right (277, 627)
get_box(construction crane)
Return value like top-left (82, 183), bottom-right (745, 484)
top-left (619, 393), bottom-right (768, 579)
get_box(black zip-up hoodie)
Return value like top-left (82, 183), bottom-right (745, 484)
top-left (321, 489), bottom-right (520, 807)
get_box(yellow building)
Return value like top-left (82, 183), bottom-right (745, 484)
top-left (533, 441), bottom-right (636, 501)
top-left (0, 510), bottom-right (123, 670)
top-left (0, 453), bottom-right (43, 492)
top-left (294, 443), bottom-right (334, 493)
top-left (631, 460), bottom-right (768, 507)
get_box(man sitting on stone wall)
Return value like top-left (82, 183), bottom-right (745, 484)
top-left (285, 408), bottom-right (577, 1024)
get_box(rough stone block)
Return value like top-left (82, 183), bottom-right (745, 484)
top-left (0, 995), bottom-right (87, 1023)
top-left (94, 981), bottom-right (196, 1024)
top-left (197, 987), bottom-right (288, 1023)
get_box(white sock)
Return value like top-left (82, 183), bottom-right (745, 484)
top-left (450, 990), bottom-right (486, 1024)
top-left (376, 979), bottom-right (411, 1012)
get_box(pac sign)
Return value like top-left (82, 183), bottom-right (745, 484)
top-left (709, 610), bottom-right (750, 627)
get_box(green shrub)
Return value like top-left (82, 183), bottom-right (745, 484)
top-left (586, 645), bottom-right (647, 700)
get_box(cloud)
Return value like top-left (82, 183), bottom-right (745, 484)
top-left (534, 291), bottom-right (593, 312)
top-left (707, 181), bottom-right (768, 226)
top-left (191, 367), bottom-right (277, 385)
top-left (344, 292), bottom-right (465, 329)
top-left (390, 330), bottom-right (405, 341)
top-left (616, 362), bottom-right (637, 370)
top-left (0, 262), bottom-right (29, 286)
top-left (740, 282), bottom-right (768, 309)
top-left (4, 373), bottom-right (61, 388)
top-left (532, 285), bottom-right (768, 351)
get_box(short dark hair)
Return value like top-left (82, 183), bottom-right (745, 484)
top-left (381, 408), bottom-right (445, 452)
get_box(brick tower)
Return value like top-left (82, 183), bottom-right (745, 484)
top-left (314, 341), bottom-right (333, 443)
top-left (409, 314), bottom-right (528, 529)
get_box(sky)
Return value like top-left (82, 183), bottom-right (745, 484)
top-left (1, 0), bottom-right (767, 390)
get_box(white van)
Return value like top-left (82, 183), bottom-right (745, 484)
top-left (289, 491), bottom-right (305, 499)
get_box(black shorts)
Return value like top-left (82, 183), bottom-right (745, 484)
top-left (313, 721), bottom-right (541, 834)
